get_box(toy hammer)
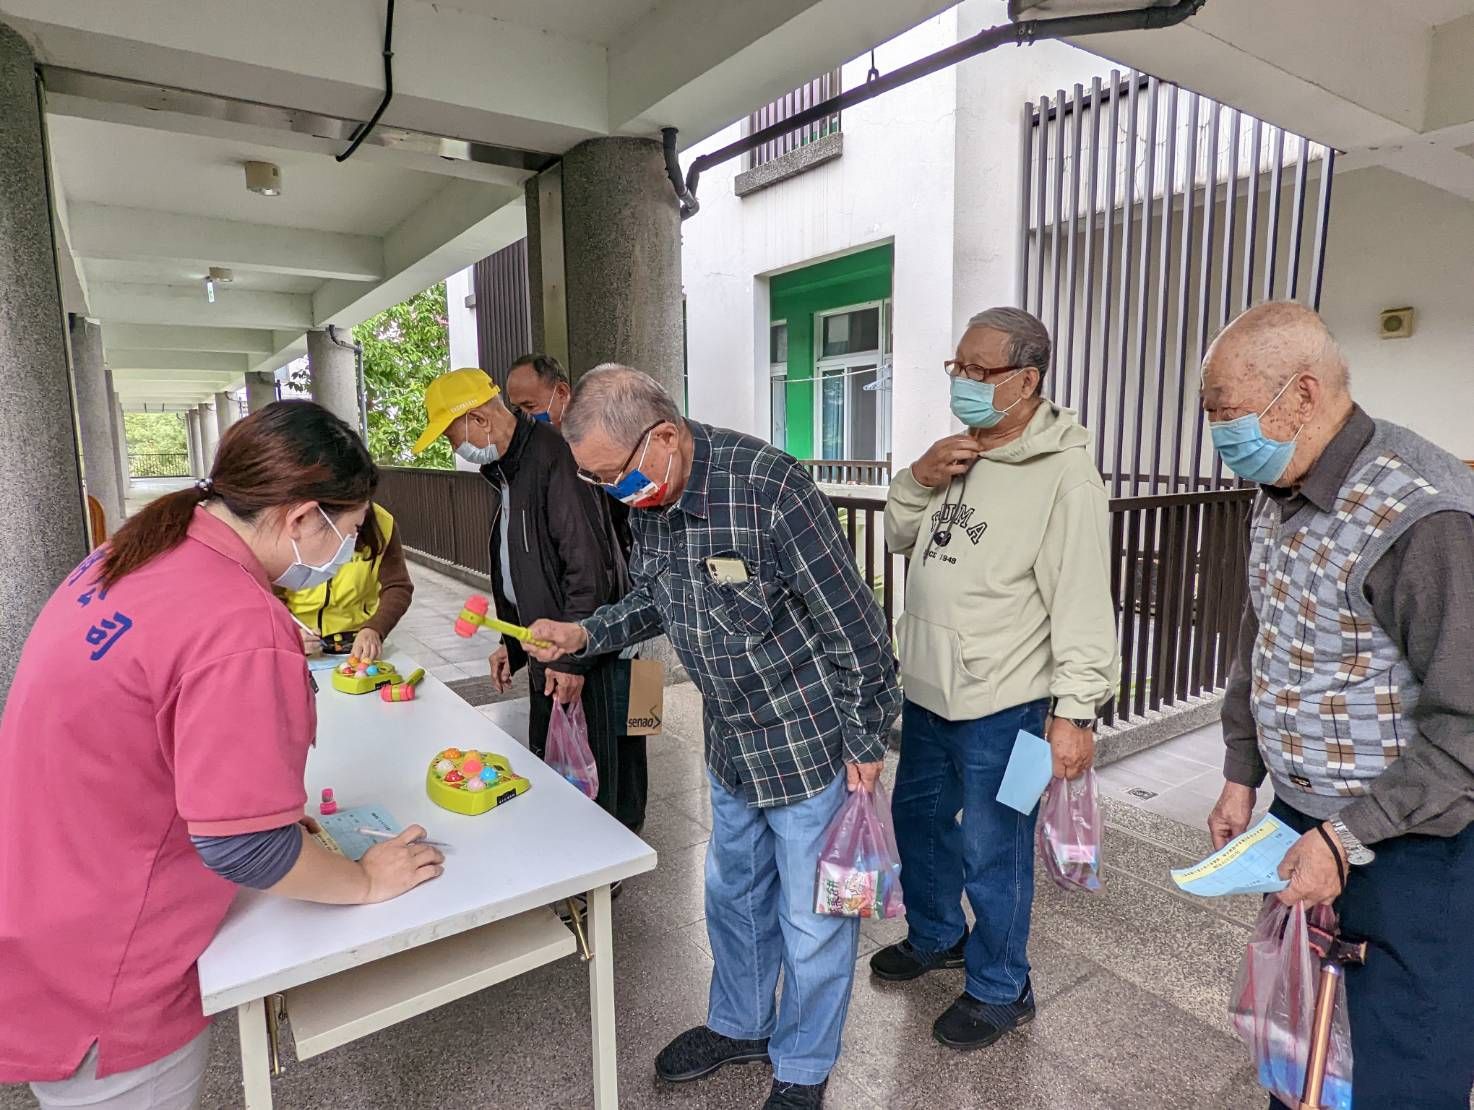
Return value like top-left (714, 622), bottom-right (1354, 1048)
top-left (379, 668), bottom-right (426, 702)
top-left (455, 594), bottom-right (552, 649)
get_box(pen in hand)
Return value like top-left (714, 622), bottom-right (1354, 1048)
top-left (357, 827), bottom-right (451, 850)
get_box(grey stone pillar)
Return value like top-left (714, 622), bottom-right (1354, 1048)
top-left (214, 390), bottom-right (237, 440)
top-left (554, 138), bottom-right (684, 407)
top-left (197, 402), bottom-right (219, 469)
top-left (307, 327), bottom-right (362, 432)
top-left (245, 370), bottom-right (277, 413)
top-left (0, 23), bottom-right (89, 699)
top-left (112, 391), bottom-right (130, 490)
top-left (69, 315), bottom-right (126, 530)
top-left (185, 408), bottom-right (204, 477)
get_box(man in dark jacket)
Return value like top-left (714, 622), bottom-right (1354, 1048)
top-left (413, 367), bottom-right (646, 831)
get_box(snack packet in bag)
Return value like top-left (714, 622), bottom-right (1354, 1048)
top-left (546, 698), bottom-right (599, 800)
top-left (1036, 770), bottom-right (1103, 893)
top-left (1231, 900), bottom-right (1353, 1110)
top-left (814, 782), bottom-right (904, 918)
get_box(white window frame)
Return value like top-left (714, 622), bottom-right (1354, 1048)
top-left (812, 300), bottom-right (891, 461)
top-left (769, 319), bottom-right (788, 446)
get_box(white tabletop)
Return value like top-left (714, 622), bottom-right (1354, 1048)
top-left (197, 655), bottom-right (657, 1014)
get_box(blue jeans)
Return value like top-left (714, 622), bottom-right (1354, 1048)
top-left (705, 770), bottom-right (860, 1085)
top-left (892, 698), bottom-right (1049, 1004)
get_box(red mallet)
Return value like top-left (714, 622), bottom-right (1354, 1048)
top-left (456, 595), bottom-right (490, 638)
top-left (379, 668), bottom-right (426, 703)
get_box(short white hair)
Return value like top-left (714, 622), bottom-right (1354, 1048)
top-left (563, 364), bottom-right (682, 447)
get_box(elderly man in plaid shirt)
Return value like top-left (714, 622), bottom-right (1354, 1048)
top-left (528, 365), bottom-right (901, 1110)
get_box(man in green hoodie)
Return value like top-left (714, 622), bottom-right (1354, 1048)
top-left (871, 306), bottom-right (1119, 1050)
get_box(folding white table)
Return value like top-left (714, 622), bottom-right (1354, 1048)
top-left (196, 655), bottom-right (657, 1108)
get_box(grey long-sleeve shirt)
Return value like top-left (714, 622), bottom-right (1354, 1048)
top-left (1222, 406), bottom-right (1474, 844)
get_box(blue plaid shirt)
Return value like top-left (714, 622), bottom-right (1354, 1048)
top-left (581, 422), bottom-right (901, 807)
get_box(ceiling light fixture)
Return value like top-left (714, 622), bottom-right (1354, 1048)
top-left (204, 276), bottom-right (216, 303)
top-left (244, 160), bottom-right (282, 196)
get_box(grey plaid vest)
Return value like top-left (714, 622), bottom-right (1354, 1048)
top-left (1248, 420), bottom-right (1474, 819)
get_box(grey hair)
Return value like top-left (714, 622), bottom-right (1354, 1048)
top-left (563, 363), bottom-right (682, 447)
top-left (966, 306), bottom-right (1052, 387)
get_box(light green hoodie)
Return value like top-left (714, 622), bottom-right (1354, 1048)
top-left (885, 402), bottom-right (1120, 723)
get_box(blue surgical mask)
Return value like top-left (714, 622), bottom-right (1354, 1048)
top-left (603, 433), bottom-right (673, 509)
top-left (454, 414), bottom-right (502, 466)
top-left (273, 508), bottom-right (357, 592)
top-left (949, 371), bottom-right (1023, 429)
top-left (532, 391), bottom-right (565, 424)
top-left (1209, 374), bottom-right (1302, 485)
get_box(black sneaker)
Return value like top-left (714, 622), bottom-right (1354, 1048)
top-left (763, 1078), bottom-right (827, 1109)
top-left (869, 932), bottom-right (967, 981)
top-left (655, 1026), bottom-right (770, 1083)
top-left (932, 981), bottom-right (1036, 1051)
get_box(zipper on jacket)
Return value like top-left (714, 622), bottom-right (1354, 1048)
top-left (521, 510), bottom-right (530, 554)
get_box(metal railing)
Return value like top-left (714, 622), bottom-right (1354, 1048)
top-left (128, 452), bottom-right (190, 478)
top-left (379, 466), bottom-right (1254, 728)
top-left (802, 458), bottom-right (891, 486)
top-left (747, 69), bottom-right (842, 169)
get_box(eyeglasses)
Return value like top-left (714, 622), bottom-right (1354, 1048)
top-left (576, 421), bottom-right (664, 486)
top-left (943, 360), bottom-right (1028, 382)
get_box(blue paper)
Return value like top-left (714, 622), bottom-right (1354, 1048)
top-left (1170, 814), bottom-right (1298, 897)
top-left (996, 730), bottom-right (1054, 814)
top-left (316, 805), bottom-right (400, 862)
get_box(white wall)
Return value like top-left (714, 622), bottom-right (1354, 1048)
top-left (445, 265), bottom-right (484, 472)
top-left (679, 0), bottom-right (1108, 473)
top-left (1320, 166), bottom-right (1474, 459)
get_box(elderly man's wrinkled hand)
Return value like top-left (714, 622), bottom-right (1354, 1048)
top-left (1207, 782), bottom-right (1256, 851)
top-left (912, 434), bottom-right (984, 489)
top-left (525, 619), bottom-right (588, 663)
top-left (1275, 825), bottom-right (1347, 907)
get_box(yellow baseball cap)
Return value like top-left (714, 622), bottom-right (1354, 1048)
top-left (413, 368), bottom-right (501, 454)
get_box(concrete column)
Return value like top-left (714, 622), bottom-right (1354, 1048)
top-left (69, 315), bottom-right (126, 530)
top-left (0, 23), bottom-right (90, 698)
top-left (307, 327), bottom-right (362, 432)
top-left (214, 391), bottom-right (237, 440)
top-left (185, 408), bottom-right (204, 477)
top-left (197, 402), bottom-right (219, 469)
top-left (112, 392), bottom-right (130, 482)
top-left (545, 138), bottom-right (683, 405)
top-left (245, 370), bottom-right (277, 412)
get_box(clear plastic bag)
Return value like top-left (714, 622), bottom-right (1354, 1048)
top-left (814, 782), bottom-right (905, 919)
top-left (1036, 770), bottom-right (1103, 893)
top-left (1231, 900), bottom-right (1353, 1110)
top-left (546, 697), bottom-right (598, 800)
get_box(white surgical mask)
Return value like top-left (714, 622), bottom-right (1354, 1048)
top-left (454, 414), bottom-right (502, 466)
top-left (273, 507), bottom-right (357, 591)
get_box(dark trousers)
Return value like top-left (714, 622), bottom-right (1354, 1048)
top-left (1269, 799), bottom-right (1474, 1110)
top-left (529, 654), bottom-right (648, 831)
top-left (891, 698), bottom-right (1050, 1004)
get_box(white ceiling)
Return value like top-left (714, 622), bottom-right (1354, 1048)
top-left (84, 259), bottom-right (323, 295)
top-left (1394, 0), bottom-right (1474, 26)
top-left (437, 0), bottom-right (663, 45)
top-left (49, 117), bottom-right (448, 236)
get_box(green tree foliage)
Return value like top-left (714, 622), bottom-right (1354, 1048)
top-left (123, 412), bottom-right (187, 456)
top-left (356, 283), bottom-right (454, 470)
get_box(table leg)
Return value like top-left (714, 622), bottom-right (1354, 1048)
top-left (586, 883), bottom-right (619, 1109)
top-left (238, 998), bottom-right (275, 1110)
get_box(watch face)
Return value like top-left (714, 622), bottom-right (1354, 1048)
top-left (1347, 845), bottom-right (1375, 866)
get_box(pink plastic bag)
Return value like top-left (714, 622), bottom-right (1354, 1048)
top-left (814, 782), bottom-right (905, 919)
top-left (546, 698), bottom-right (599, 800)
top-left (1231, 900), bottom-right (1353, 1110)
top-left (1036, 771), bottom-right (1103, 893)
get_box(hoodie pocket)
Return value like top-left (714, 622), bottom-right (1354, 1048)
top-left (896, 611), bottom-right (993, 715)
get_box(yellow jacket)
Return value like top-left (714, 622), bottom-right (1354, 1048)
top-left (280, 503), bottom-right (397, 638)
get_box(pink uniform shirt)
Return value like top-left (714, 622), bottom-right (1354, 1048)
top-left (0, 508), bottom-right (316, 1081)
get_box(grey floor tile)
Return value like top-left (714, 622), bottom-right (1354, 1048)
top-left (639, 802), bottom-right (712, 854)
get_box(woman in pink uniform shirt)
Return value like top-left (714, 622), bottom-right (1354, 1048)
top-left (0, 401), bottom-right (443, 1109)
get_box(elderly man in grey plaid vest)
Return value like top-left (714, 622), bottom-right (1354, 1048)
top-left (1201, 301), bottom-right (1474, 1109)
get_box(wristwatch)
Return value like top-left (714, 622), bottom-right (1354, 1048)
top-left (1328, 818), bottom-right (1376, 866)
top-left (1064, 717), bottom-right (1096, 731)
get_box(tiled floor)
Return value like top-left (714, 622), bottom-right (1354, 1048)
top-left (1097, 722), bottom-right (1274, 832)
top-left (2, 558), bottom-right (1279, 1110)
